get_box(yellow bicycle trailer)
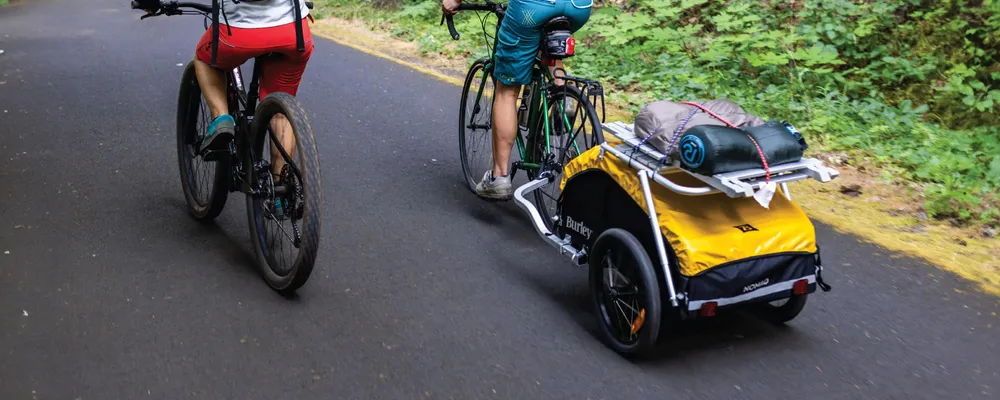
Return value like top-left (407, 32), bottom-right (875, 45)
top-left (514, 120), bottom-right (840, 357)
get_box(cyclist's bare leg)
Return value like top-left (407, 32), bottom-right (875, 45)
top-left (269, 115), bottom-right (297, 179)
top-left (490, 59), bottom-right (567, 178)
top-left (193, 59), bottom-right (229, 118)
top-left (492, 80), bottom-right (521, 178)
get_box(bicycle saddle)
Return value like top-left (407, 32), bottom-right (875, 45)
top-left (542, 16), bottom-right (571, 32)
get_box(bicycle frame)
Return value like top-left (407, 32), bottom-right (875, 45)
top-left (224, 60), bottom-right (258, 194)
top-left (224, 56), bottom-right (303, 198)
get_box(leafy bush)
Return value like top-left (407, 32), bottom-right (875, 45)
top-left (318, 0), bottom-right (999, 225)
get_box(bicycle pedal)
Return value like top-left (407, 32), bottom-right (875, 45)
top-left (200, 148), bottom-right (230, 162)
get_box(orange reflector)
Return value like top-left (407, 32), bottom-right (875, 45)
top-left (793, 279), bottom-right (808, 295)
top-left (630, 308), bottom-right (646, 335)
top-left (699, 302), bottom-right (717, 317)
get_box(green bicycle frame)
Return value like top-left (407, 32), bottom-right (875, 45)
top-left (470, 59), bottom-right (575, 176)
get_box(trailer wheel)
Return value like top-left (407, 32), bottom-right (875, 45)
top-left (589, 228), bottom-right (662, 357)
top-left (753, 294), bottom-right (808, 324)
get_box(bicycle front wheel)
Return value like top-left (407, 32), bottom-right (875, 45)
top-left (458, 58), bottom-right (496, 193)
top-left (530, 84), bottom-right (603, 232)
top-left (245, 92), bottom-right (322, 294)
top-left (176, 61), bottom-right (230, 220)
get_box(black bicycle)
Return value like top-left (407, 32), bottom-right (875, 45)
top-left (133, 1), bottom-right (322, 294)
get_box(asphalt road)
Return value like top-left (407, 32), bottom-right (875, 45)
top-left (1, 0), bottom-right (999, 399)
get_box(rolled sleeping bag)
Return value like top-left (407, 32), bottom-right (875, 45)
top-left (677, 120), bottom-right (804, 175)
top-left (743, 120), bottom-right (806, 168)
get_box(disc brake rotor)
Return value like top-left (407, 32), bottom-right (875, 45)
top-left (255, 161), bottom-right (276, 214)
top-left (279, 164), bottom-right (304, 220)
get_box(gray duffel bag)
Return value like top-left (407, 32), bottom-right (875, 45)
top-left (633, 99), bottom-right (765, 156)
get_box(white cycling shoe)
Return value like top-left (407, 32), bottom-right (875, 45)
top-left (474, 170), bottom-right (513, 201)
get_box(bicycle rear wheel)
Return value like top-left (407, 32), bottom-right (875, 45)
top-left (530, 84), bottom-right (603, 232)
top-left (245, 92), bottom-right (322, 294)
top-left (176, 61), bottom-right (229, 220)
top-left (458, 58), bottom-right (496, 193)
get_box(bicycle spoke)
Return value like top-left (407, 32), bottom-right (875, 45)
top-left (614, 297), bottom-right (641, 315)
top-left (193, 100), bottom-right (214, 204)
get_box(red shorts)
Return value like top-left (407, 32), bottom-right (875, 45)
top-left (195, 19), bottom-right (314, 99)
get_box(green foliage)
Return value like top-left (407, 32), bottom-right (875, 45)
top-left (319, 0), bottom-right (999, 225)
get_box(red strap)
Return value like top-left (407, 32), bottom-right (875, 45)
top-left (680, 101), bottom-right (737, 128)
top-left (680, 101), bottom-right (770, 182)
top-left (744, 134), bottom-right (771, 183)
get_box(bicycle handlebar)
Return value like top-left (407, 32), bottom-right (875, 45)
top-left (442, 2), bottom-right (503, 40)
top-left (131, 0), bottom-right (313, 18)
top-left (131, 1), bottom-right (210, 14)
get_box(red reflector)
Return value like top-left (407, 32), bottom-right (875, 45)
top-left (793, 279), bottom-right (808, 295)
top-left (699, 301), bottom-right (717, 317)
top-left (565, 37), bottom-right (576, 55)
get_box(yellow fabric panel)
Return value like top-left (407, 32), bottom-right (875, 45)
top-left (561, 146), bottom-right (817, 277)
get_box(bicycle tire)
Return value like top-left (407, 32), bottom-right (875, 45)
top-left (245, 92), bottom-right (322, 294)
top-left (458, 58), bottom-right (496, 193)
top-left (529, 84), bottom-right (603, 232)
top-left (176, 61), bottom-right (230, 221)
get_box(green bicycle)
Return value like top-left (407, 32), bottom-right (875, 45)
top-left (445, 1), bottom-right (606, 232)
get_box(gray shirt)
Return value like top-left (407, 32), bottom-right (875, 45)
top-left (221, 0), bottom-right (311, 29)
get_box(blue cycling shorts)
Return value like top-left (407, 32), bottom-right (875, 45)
top-left (493, 0), bottom-right (592, 86)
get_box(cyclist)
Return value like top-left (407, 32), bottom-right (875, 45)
top-left (136, 0), bottom-right (313, 178)
top-left (443, 0), bottom-right (592, 200)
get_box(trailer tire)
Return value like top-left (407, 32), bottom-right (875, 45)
top-left (753, 294), bottom-right (808, 324)
top-left (589, 228), bottom-right (662, 357)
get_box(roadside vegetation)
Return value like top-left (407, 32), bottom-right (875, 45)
top-left (315, 0), bottom-right (1000, 234)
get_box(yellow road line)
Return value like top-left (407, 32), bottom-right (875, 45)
top-left (311, 28), bottom-right (466, 88)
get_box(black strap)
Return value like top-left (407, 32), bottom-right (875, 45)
top-left (292, 0), bottom-right (304, 52)
top-left (816, 266), bottom-right (832, 292)
top-left (210, 0), bottom-right (220, 67)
